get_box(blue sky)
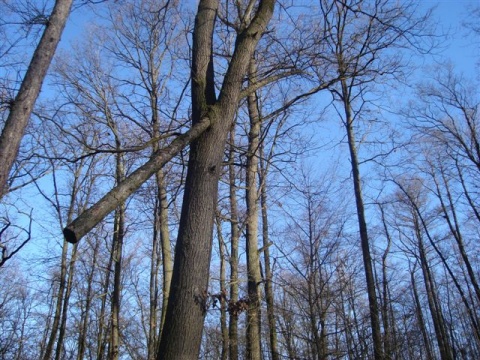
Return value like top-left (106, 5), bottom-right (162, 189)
top-left (4, 0), bottom-right (479, 269)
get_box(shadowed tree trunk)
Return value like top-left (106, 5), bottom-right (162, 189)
top-left (156, 1), bottom-right (275, 358)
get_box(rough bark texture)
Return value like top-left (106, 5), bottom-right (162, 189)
top-left (156, 1), bottom-right (275, 358)
top-left (0, 0), bottom-right (73, 198)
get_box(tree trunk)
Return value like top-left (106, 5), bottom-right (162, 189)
top-left (77, 239), bottom-right (100, 360)
top-left (413, 213), bottom-right (453, 360)
top-left (434, 165), bottom-right (480, 303)
top-left (156, 1), bottom-right (275, 358)
top-left (54, 243), bottom-right (78, 360)
top-left (378, 205), bottom-right (393, 360)
top-left (259, 143), bottom-right (279, 360)
top-left (63, 118), bottom-right (210, 244)
top-left (411, 266), bottom-right (435, 360)
top-left (228, 127), bottom-right (240, 360)
top-left (109, 203), bottom-right (125, 360)
top-left (41, 240), bottom-right (69, 360)
top-left (109, 141), bottom-right (126, 360)
top-left (156, 170), bottom-right (173, 343)
top-left (216, 217), bottom-right (229, 360)
top-left (341, 77), bottom-right (383, 360)
top-left (0, 0), bottom-right (73, 198)
top-left (97, 236), bottom-right (114, 360)
top-left (245, 57), bottom-right (263, 360)
top-left (148, 194), bottom-right (160, 360)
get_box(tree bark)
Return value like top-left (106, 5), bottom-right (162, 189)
top-left (41, 239), bottom-right (69, 360)
top-left (228, 127), bottom-right (240, 360)
top-left (0, 0), bottom-right (73, 198)
top-left (341, 77), bottom-right (383, 360)
top-left (411, 266), bottom-right (435, 360)
top-left (156, 1), bottom-right (275, 358)
top-left (259, 143), bottom-right (279, 360)
top-left (54, 243), bottom-right (78, 360)
top-left (245, 57), bottom-right (263, 360)
top-left (109, 202), bottom-right (125, 360)
top-left (413, 212), bottom-right (453, 360)
top-left (77, 239), bottom-right (99, 360)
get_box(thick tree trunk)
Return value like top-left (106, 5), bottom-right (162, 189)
top-left (0, 0), bottom-right (72, 197)
top-left (156, 1), bottom-right (275, 358)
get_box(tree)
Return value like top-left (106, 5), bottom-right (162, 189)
top-left (156, 1), bottom-right (276, 358)
top-left (0, 0), bottom-right (72, 198)
top-left (314, 1), bottom-right (432, 357)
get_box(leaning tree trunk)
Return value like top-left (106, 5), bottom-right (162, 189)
top-left (0, 0), bottom-right (72, 198)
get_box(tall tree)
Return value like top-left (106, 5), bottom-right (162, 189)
top-left (316, 1), bottom-right (432, 357)
top-left (0, 0), bottom-right (72, 198)
top-left (156, 1), bottom-right (276, 358)
top-left (244, 56), bottom-right (264, 360)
